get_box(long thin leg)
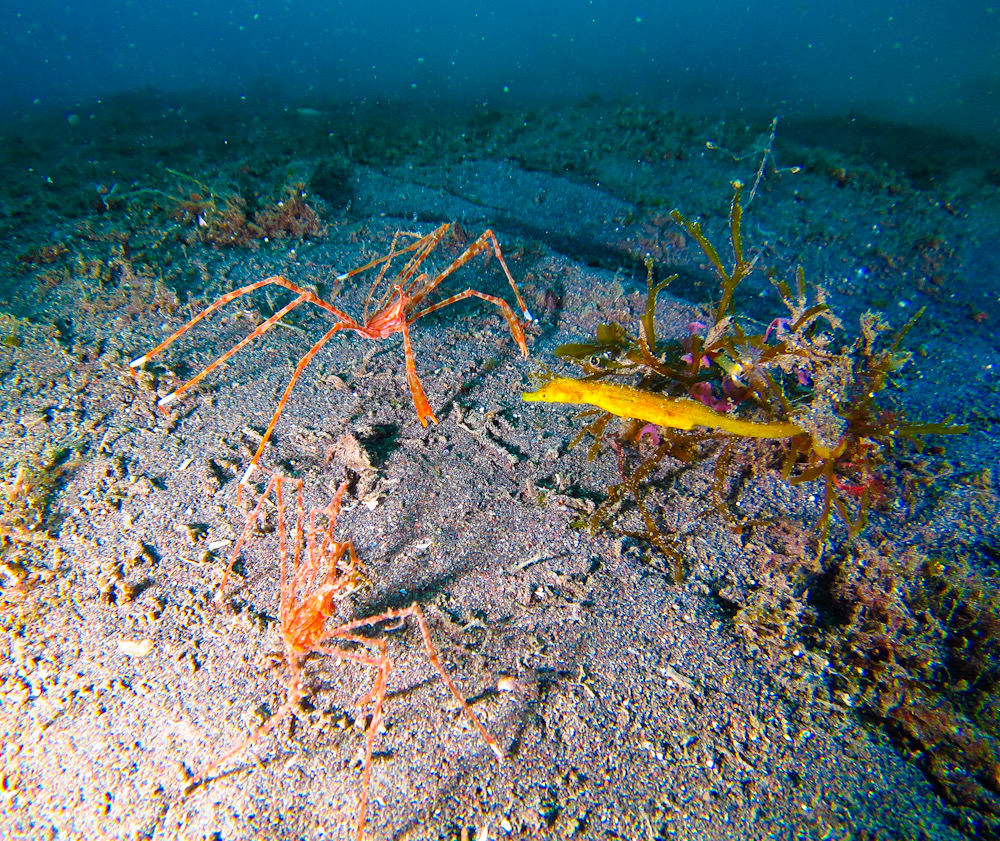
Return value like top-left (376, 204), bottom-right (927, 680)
top-left (315, 624), bottom-right (492, 841)
top-left (315, 482), bottom-right (351, 560)
top-left (240, 322), bottom-right (351, 486)
top-left (335, 225), bottom-right (448, 285)
top-left (188, 643), bottom-right (386, 807)
top-left (369, 224), bottom-right (451, 315)
top-left (399, 316), bottom-right (437, 426)
top-left (355, 658), bottom-right (389, 841)
top-left (405, 604), bottom-right (503, 761)
top-left (311, 640), bottom-right (391, 841)
top-left (217, 472), bottom-right (289, 601)
top-left (325, 605), bottom-right (503, 762)
top-left (155, 292), bottom-right (310, 408)
top-left (334, 224), bottom-right (451, 321)
top-left (482, 229), bottom-right (532, 319)
top-left (186, 658), bottom-right (306, 793)
top-left (129, 275), bottom-right (354, 371)
top-left (411, 288), bottom-right (528, 357)
top-left (404, 229), bottom-right (532, 322)
top-left (392, 224), bottom-right (452, 291)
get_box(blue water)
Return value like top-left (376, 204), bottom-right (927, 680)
top-left (3, 1), bottom-right (998, 140)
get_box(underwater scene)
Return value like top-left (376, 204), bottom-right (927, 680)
top-left (1, 2), bottom-right (999, 840)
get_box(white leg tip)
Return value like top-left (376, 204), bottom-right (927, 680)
top-left (239, 463), bottom-right (256, 485)
top-left (157, 392), bottom-right (179, 408)
top-left (129, 355), bottom-right (147, 368)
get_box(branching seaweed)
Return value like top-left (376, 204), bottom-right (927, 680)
top-left (163, 170), bottom-right (324, 247)
top-left (526, 181), bottom-right (992, 832)
top-left (528, 181), bottom-right (966, 573)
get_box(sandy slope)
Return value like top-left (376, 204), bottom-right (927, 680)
top-left (2, 109), bottom-right (998, 840)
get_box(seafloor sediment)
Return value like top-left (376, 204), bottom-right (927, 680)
top-left (1, 94), bottom-right (998, 840)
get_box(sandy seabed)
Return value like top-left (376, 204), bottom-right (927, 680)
top-left (1, 98), bottom-right (998, 840)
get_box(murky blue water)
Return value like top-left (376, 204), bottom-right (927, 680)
top-left (3, 1), bottom-right (998, 140)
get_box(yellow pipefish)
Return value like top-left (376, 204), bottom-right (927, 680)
top-left (522, 377), bottom-right (802, 440)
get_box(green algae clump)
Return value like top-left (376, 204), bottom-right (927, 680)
top-left (527, 181), bottom-right (966, 574)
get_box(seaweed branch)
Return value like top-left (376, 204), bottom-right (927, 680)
top-left (526, 182), bottom-right (966, 568)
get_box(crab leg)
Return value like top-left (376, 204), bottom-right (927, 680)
top-left (240, 322), bottom-right (350, 486)
top-left (406, 229), bottom-right (532, 321)
top-left (410, 288), bottom-right (528, 357)
top-left (156, 292), bottom-right (311, 409)
top-left (399, 315), bottom-right (438, 426)
top-left (324, 605), bottom-right (504, 763)
top-left (128, 275), bottom-right (352, 372)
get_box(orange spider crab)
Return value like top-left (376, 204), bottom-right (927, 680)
top-left (129, 223), bottom-right (531, 484)
top-left (191, 474), bottom-right (503, 840)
